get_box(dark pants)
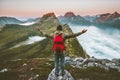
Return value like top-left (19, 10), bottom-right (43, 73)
top-left (54, 52), bottom-right (65, 74)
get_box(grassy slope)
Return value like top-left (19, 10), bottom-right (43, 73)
top-left (0, 17), bottom-right (88, 61)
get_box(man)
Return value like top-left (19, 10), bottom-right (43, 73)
top-left (36, 25), bottom-right (87, 76)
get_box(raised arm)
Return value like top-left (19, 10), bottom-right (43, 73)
top-left (35, 27), bottom-right (53, 39)
top-left (64, 29), bottom-right (87, 39)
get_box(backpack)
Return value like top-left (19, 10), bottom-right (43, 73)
top-left (53, 33), bottom-right (65, 53)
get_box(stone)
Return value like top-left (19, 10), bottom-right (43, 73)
top-left (47, 69), bottom-right (74, 80)
top-left (0, 68), bottom-right (8, 73)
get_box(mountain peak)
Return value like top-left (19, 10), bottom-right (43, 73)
top-left (41, 12), bottom-right (56, 19)
top-left (111, 11), bottom-right (120, 18)
top-left (96, 12), bottom-right (120, 23)
top-left (100, 13), bottom-right (111, 17)
top-left (113, 11), bottom-right (119, 15)
top-left (64, 11), bottom-right (76, 17)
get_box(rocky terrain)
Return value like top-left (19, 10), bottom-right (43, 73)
top-left (0, 57), bottom-right (120, 80)
top-left (47, 69), bottom-right (74, 80)
top-left (66, 57), bottom-right (120, 72)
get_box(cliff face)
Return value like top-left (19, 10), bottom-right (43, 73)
top-left (62, 24), bottom-right (89, 57)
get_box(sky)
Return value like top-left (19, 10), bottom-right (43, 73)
top-left (0, 0), bottom-right (120, 18)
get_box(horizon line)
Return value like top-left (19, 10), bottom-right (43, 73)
top-left (0, 11), bottom-right (119, 18)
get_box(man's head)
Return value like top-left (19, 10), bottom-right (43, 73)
top-left (57, 25), bottom-right (62, 31)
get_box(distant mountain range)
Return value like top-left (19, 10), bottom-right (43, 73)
top-left (95, 12), bottom-right (120, 27)
top-left (58, 11), bottom-right (120, 27)
top-left (24, 18), bottom-right (40, 23)
top-left (0, 17), bottom-right (40, 27)
top-left (0, 11), bottom-right (120, 27)
top-left (83, 15), bottom-right (99, 22)
top-left (58, 11), bottom-right (91, 25)
top-left (0, 17), bottom-right (23, 26)
top-left (96, 12), bottom-right (120, 22)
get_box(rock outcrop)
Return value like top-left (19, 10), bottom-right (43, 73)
top-left (47, 69), bottom-right (74, 80)
top-left (41, 12), bottom-right (57, 21)
top-left (64, 11), bottom-right (76, 17)
top-left (66, 57), bottom-right (120, 72)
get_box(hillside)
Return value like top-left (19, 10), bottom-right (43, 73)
top-left (0, 13), bottom-right (119, 80)
top-left (0, 12), bottom-right (88, 61)
top-left (0, 17), bottom-right (23, 26)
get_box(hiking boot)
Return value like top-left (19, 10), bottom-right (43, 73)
top-left (55, 74), bottom-right (59, 77)
top-left (61, 71), bottom-right (65, 76)
top-left (55, 72), bottom-right (59, 77)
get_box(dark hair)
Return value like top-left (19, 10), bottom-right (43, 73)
top-left (57, 25), bottom-right (62, 31)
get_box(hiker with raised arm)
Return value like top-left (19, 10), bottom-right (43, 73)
top-left (36, 25), bottom-right (87, 76)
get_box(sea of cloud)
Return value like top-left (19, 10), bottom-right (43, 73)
top-left (70, 25), bottom-right (120, 60)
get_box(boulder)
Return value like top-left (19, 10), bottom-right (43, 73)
top-left (47, 69), bottom-right (74, 80)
